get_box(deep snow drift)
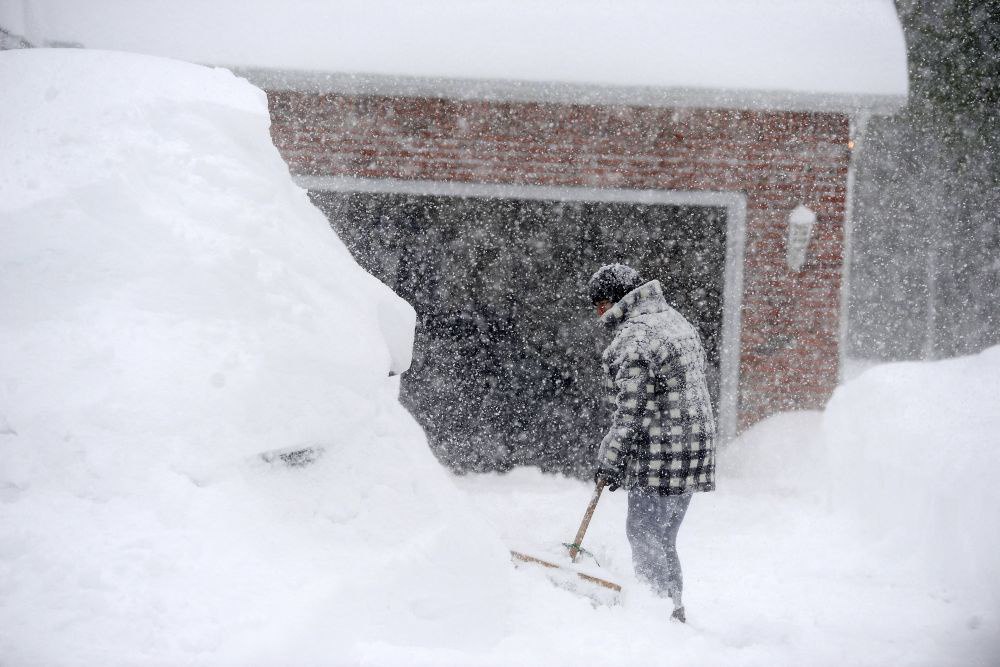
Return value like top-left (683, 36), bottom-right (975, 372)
top-left (0, 49), bottom-right (513, 664)
top-left (825, 348), bottom-right (1000, 612)
top-left (2, 48), bottom-right (997, 667)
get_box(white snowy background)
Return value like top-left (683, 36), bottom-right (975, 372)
top-left (1, 37), bottom-right (998, 667)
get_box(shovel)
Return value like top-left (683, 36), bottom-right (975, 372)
top-left (510, 479), bottom-right (621, 593)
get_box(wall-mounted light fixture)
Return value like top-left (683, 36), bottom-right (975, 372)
top-left (786, 204), bottom-right (817, 272)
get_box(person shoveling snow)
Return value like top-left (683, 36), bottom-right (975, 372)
top-left (588, 263), bottom-right (717, 623)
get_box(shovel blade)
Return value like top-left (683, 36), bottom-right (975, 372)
top-left (510, 550), bottom-right (622, 593)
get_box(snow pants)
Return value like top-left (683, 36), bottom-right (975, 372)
top-left (626, 487), bottom-right (692, 608)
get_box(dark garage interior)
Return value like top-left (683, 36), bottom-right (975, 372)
top-left (311, 191), bottom-right (727, 475)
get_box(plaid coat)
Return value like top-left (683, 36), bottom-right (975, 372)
top-left (597, 280), bottom-right (716, 495)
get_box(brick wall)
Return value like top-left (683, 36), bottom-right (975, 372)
top-left (267, 91), bottom-right (851, 430)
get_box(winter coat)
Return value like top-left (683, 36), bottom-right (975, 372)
top-left (596, 280), bottom-right (716, 495)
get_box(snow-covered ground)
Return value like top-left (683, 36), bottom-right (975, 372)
top-left (2, 49), bottom-right (997, 666)
top-left (457, 383), bottom-right (1000, 665)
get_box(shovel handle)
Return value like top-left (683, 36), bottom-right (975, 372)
top-left (568, 479), bottom-right (605, 562)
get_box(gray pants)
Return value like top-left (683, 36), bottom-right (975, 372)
top-left (626, 487), bottom-right (692, 608)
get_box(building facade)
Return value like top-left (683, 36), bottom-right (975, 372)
top-left (265, 91), bottom-right (852, 445)
top-left (0, 0), bottom-right (909, 468)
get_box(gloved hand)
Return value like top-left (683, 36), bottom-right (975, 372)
top-left (593, 467), bottom-right (622, 492)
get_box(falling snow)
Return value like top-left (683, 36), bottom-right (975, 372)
top-left (1, 2), bottom-right (998, 665)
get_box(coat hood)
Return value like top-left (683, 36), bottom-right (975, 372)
top-left (600, 280), bottom-right (669, 330)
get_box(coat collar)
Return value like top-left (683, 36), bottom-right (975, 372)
top-left (600, 280), bottom-right (669, 330)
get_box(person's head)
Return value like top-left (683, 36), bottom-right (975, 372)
top-left (588, 264), bottom-right (644, 317)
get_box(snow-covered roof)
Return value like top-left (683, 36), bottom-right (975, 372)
top-left (2, 0), bottom-right (908, 114)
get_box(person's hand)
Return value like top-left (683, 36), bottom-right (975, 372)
top-left (593, 467), bottom-right (622, 492)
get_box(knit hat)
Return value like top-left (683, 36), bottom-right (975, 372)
top-left (587, 263), bottom-right (644, 306)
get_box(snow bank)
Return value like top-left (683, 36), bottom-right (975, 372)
top-left (824, 346), bottom-right (1000, 610)
top-left (724, 348), bottom-right (1000, 613)
top-left (0, 48), bottom-right (511, 665)
top-left (719, 409), bottom-right (829, 501)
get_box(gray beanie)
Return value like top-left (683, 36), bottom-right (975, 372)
top-left (587, 264), bottom-right (644, 306)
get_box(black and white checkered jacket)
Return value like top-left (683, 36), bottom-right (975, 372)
top-left (597, 280), bottom-right (716, 495)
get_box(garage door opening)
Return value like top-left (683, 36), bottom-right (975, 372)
top-left (309, 184), bottom-right (739, 475)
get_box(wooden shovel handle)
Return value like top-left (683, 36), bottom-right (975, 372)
top-left (568, 479), bottom-right (605, 562)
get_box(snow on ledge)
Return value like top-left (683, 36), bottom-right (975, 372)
top-left (2, 0), bottom-right (908, 114)
top-left (236, 68), bottom-right (908, 115)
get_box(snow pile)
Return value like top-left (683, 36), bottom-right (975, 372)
top-left (722, 347), bottom-right (1000, 618)
top-left (824, 346), bottom-right (1000, 610)
top-left (0, 48), bottom-right (511, 665)
top-left (718, 409), bottom-right (830, 502)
